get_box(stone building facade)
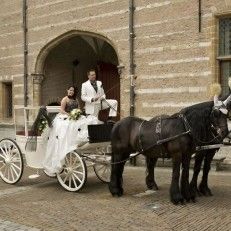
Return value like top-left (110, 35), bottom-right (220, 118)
top-left (1, 0), bottom-right (231, 130)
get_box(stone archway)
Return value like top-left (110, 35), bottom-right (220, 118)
top-left (32, 31), bottom-right (122, 111)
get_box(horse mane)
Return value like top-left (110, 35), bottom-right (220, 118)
top-left (180, 101), bottom-right (214, 143)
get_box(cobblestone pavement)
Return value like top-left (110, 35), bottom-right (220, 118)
top-left (0, 166), bottom-right (230, 231)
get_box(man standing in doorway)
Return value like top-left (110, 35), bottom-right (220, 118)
top-left (81, 69), bottom-right (118, 119)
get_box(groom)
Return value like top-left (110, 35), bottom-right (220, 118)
top-left (81, 69), bottom-right (118, 118)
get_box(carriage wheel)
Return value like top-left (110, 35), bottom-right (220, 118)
top-left (0, 139), bottom-right (23, 184)
top-left (93, 155), bottom-right (111, 183)
top-left (43, 169), bottom-right (56, 178)
top-left (57, 151), bottom-right (87, 192)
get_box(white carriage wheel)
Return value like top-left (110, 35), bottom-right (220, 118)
top-left (93, 155), bottom-right (111, 183)
top-left (0, 139), bottom-right (24, 184)
top-left (57, 151), bottom-right (87, 192)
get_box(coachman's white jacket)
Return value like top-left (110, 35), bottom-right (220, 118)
top-left (81, 80), bottom-right (106, 115)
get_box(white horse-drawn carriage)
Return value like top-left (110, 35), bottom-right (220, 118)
top-left (0, 106), bottom-right (112, 192)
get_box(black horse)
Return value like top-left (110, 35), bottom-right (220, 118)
top-left (146, 99), bottom-right (231, 200)
top-left (189, 149), bottom-right (217, 197)
top-left (188, 95), bottom-right (231, 197)
top-left (109, 100), bottom-right (229, 204)
top-left (189, 132), bottom-right (231, 197)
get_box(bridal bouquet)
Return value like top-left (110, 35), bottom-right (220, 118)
top-left (69, 109), bottom-right (82, 120)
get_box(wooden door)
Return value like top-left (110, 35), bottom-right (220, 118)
top-left (97, 62), bottom-right (120, 121)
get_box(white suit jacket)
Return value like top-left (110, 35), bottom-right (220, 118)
top-left (81, 80), bottom-right (106, 114)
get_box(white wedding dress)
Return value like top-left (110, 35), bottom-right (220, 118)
top-left (43, 114), bottom-right (101, 175)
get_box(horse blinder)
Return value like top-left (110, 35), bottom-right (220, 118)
top-left (210, 107), bottom-right (228, 138)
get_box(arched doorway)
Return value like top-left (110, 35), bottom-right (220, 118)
top-left (34, 31), bottom-right (120, 120)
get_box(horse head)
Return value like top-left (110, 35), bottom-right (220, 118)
top-left (210, 95), bottom-right (231, 139)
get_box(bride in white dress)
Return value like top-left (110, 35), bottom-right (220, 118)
top-left (43, 86), bottom-right (100, 176)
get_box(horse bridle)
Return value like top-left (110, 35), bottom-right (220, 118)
top-left (184, 108), bottom-right (226, 144)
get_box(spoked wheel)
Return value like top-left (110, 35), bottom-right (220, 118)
top-left (57, 151), bottom-right (87, 192)
top-left (0, 139), bottom-right (23, 184)
top-left (93, 155), bottom-right (111, 183)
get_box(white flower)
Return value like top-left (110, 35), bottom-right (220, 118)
top-left (69, 109), bottom-right (82, 121)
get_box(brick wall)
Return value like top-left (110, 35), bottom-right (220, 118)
top-left (134, 0), bottom-right (220, 118)
top-left (0, 0), bottom-right (231, 121)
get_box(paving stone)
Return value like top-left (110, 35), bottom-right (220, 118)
top-left (0, 167), bottom-right (230, 230)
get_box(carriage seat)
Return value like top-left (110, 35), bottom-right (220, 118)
top-left (88, 123), bottom-right (113, 143)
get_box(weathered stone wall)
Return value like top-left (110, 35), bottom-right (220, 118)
top-left (134, 0), bottom-right (230, 118)
top-left (0, 0), bottom-right (24, 119)
top-left (0, 0), bottom-right (130, 119)
top-left (1, 0), bottom-right (231, 120)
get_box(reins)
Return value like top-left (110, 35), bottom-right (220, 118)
top-left (80, 152), bottom-right (141, 165)
top-left (80, 112), bottom-right (225, 166)
top-left (102, 82), bottom-right (121, 115)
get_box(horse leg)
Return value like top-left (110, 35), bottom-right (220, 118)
top-left (189, 151), bottom-right (204, 198)
top-left (199, 150), bottom-right (216, 196)
top-left (145, 156), bottom-right (159, 190)
top-left (170, 152), bottom-right (184, 204)
top-left (109, 150), bottom-right (129, 197)
top-left (181, 154), bottom-right (191, 202)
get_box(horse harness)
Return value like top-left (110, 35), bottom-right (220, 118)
top-left (138, 112), bottom-right (224, 154)
top-left (138, 114), bottom-right (192, 153)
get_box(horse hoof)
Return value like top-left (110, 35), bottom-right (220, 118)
top-left (189, 186), bottom-right (197, 199)
top-left (112, 193), bottom-right (122, 197)
top-left (171, 200), bottom-right (179, 205)
top-left (204, 191), bottom-right (213, 197)
top-left (181, 200), bottom-right (185, 205)
top-left (196, 189), bottom-right (202, 197)
top-left (146, 183), bottom-right (153, 190)
top-left (147, 183), bottom-right (159, 191)
top-left (153, 183), bottom-right (159, 191)
top-left (205, 188), bottom-right (213, 196)
top-left (116, 189), bottom-right (124, 197)
top-left (191, 197), bottom-right (196, 203)
top-left (207, 191), bottom-right (213, 196)
top-left (199, 185), bottom-right (213, 197)
top-left (171, 194), bottom-right (184, 205)
top-left (109, 186), bottom-right (123, 197)
top-left (182, 193), bottom-right (191, 202)
top-left (171, 199), bottom-right (184, 205)
top-left (181, 189), bottom-right (191, 202)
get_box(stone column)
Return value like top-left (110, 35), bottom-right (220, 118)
top-left (31, 73), bottom-right (44, 106)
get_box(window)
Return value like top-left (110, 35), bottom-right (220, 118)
top-left (218, 18), bottom-right (231, 96)
top-left (1, 82), bottom-right (13, 118)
